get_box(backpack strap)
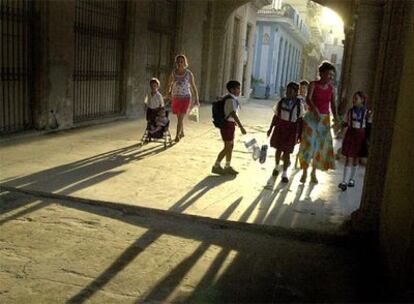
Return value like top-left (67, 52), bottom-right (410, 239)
top-left (295, 98), bottom-right (301, 120)
top-left (277, 98), bottom-right (283, 117)
top-left (279, 98), bottom-right (300, 122)
top-left (222, 94), bottom-right (235, 120)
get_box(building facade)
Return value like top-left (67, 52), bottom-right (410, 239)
top-left (252, 3), bottom-right (310, 98)
top-left (0, 0), bottom-right (270, 135)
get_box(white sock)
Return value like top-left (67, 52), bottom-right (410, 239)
top-left (342, 165), bottom-right (349, 183)
top-left (282, 170), bottom-right (288, 178)
top-left (214, 161), bottom-right (221, 167)
top-left (350, 165), bottom-right (357, 180)
top-left (225, 161), bottom-right (231, 168)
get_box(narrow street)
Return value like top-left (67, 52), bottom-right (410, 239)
top-left (0, 100), bottom-right (364, 234)
top-left (0, 100), bottom-right (381, 303)
top-left (0, 188), bottom-right (380, 303)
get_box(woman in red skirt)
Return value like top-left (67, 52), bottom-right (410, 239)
top-left (166, 54), bottom-right (199, 142)
top-left (338, 91), bottom-right (370, 191)
top-left (267, 82), bottom-right (304, 183)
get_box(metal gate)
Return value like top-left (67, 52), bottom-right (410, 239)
top-left (73, 0), bottom-right (126, 122)
top-left (146, 0), bottom-right (177, 89)
top-left (0, 0), bottom-right (33, 134)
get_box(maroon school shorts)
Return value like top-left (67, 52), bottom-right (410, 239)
top-left (220, 121), bottom-right (236, 141)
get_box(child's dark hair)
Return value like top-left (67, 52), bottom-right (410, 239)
top-left (300, 80), bottom-right (309, 86)
top-left (287, 81), bottom-right (299, 91)
top-left (150, 77), bottom-right (160, 86)
top-left (354, 91), bottom-right (368, 105)
top-left (318, 61), bottom-right (336, 74)
top-left (226, 80), bottom-right (241, 91)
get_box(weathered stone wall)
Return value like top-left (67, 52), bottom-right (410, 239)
top-left (33, 1), bottom-right (75, 130)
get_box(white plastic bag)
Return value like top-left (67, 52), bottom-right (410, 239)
top-left (188, 106), bottom-right (199, 122)
top-left (243, 137), bottom-right (257, 150)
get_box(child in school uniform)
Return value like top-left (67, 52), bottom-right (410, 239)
top-left (298, 79), bottom-right (309, 112)
top-left (267, 82), bottom-right (304, 183)
top-left (212, 80), bottom-right (247, 176)
top-left (338, 91), bottom-right (370, 191)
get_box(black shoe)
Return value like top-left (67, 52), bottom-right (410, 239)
top-left (272, 168), bottom-right (279, 177)
top-left (224, 166), bottom-right (239, 175)
top-left (281, 176), bottom-right (289, 183)
top-left (348, 179), bottom-right (355, 187)
top-left (211, 165), bottom-right (225, 175)
top-left (338, 182), bottom-right (347, 191)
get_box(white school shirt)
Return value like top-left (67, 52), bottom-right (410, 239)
top-left (277, 98), bottom-right (304, 123)
top-left (347, 107), bottom-right (367, 129)
top-left (145, 91), bottom-right (164, 109)
top-left (224, 93), bottom-right (240, 123)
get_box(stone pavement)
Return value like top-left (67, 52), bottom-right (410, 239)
top-left (0, 100), bottom-right (383, 303)
top-left (1, 190), bottom-right (385, 303)
top-left (0, 99), bottom-right (364, 234)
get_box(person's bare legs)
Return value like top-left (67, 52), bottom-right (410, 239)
top-left (273, 150), bottom-right (282, 176)
top-left (175, 114), bottom-right (185, 141)
top-left (348, 157), bottom-right (359, 187)
top-left (281, 152), bottom-right (291, 182)
top-left (213, 141), bottom-right (235, 174)
top-left (300, 167), bottom-right (307, 183)
top-left (310, 167), bottom-right (318, 184)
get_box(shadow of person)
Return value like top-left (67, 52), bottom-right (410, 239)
top-left (170, 175), bottom-right (236, 213)
top-left (0, 144), bottom-right (167, 221)
top-left (66, 176), bottom-right (237, 304)
top-left (139, 197), bottom-right (243, 303)
top-left (237, 175), bottom-right (283, 225)
top-left (262, 170), bottom-right (301, 226)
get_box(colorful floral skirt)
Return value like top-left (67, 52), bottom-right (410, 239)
top-left (298, 112), bottom-right (335, 170)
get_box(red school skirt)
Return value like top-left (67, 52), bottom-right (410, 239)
top-left (342, 128), bottom-right (366, 158)
top-left (172, 97), bottom-right (191, 114)
top-left (270, 117), bottom-right (298, 153)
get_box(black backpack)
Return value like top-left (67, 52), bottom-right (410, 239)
top-left (212, 94), bottom-right (232, 129)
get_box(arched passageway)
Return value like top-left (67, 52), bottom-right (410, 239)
top-left (0, 0), bottom-right (412, 298)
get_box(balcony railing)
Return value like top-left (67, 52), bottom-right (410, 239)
top-left (258, 5), bottom-right (310, 42)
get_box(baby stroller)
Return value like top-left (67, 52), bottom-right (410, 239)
top-left (139, 107), bottom-right (173, 149)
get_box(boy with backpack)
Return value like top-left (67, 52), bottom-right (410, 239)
top-left (212, 80), bottom-right (247, 175)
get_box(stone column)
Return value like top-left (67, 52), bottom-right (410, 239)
top-left (344, 1), bottom-right (383, 108)
top-left (244, 16), bottom-right (256, 98)
top-left (123, 1), bottom-right (149, 117)
top-left (45, 1), bottom-right (75, 130)
top-left (352, 0), bottom-right (406, 234)
top-left (370, 1), bottom-right (414, 296)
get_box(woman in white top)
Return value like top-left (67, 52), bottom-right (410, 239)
top-left (167, 54), bottom-right (199, 142)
